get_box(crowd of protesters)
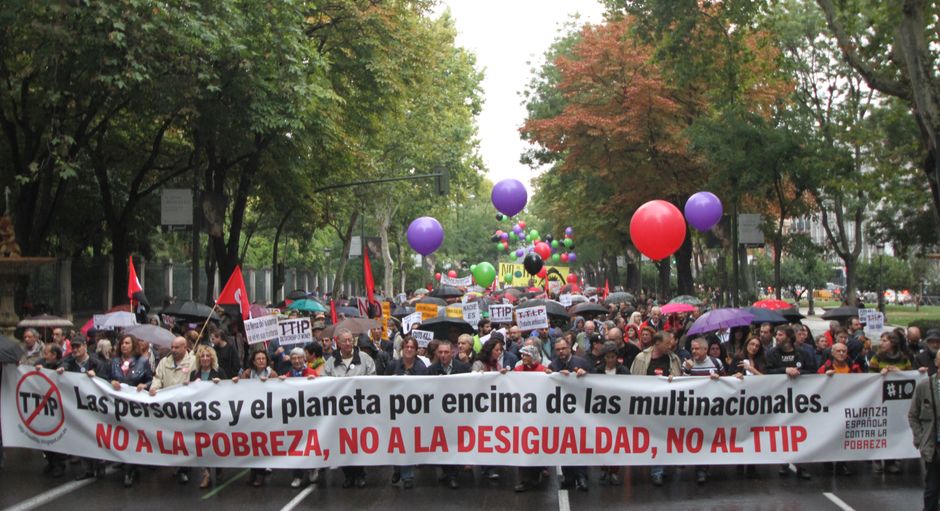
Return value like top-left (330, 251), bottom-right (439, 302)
top-left (4, 291), bottom-right (940, 500)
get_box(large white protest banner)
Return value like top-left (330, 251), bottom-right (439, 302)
top-left (441, 275), bottom-right (473, 287)
top-left (516, 305), bottom-right (549, 330)
top-left (490, 304), bottom-right (514, 324)
top-left (2, 365), bottom-right (920, 469)
top-left (277, 318), bottom-right (312, 346)
top-left (244, 315), bottom-right (280, 345)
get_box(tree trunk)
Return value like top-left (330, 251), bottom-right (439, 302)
top-left (625, 260), bottom-right (639, 291)
top-left (844, 256), bottom-right (859, 306)
top-left (110, 227), bottom-right (129, 306)
top-left (675, 230), bottom-right (694, 295)
top-left (332, 210), bottom-right (360, 297)
top-left (377, 204), bottom-right (395, 297)
top-left (657, 259), bottom-right (670, 300)
top-left (773, 233), bottom-right (783, 300)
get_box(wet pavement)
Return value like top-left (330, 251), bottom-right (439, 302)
top-left (0, 447), bottom-right (925, 510)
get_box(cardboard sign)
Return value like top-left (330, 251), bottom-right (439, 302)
top-left (415, 303), bottom-right (439, 321)
top-left (396, 293), bottom-right (407, 304)
top-left (402, 312), bottom-right (423, 335)
top-left (245, 315), bottom-right (280, 345)
top-left (277, 318), bottom-right (312, 346)
top-left (381, 302), bottom-right (391, 339)
top-left (462, 302), bottom-right (480, 329)
top-left (497, 262), bottom-right (570, 287)
top-left (490, 304), bottom-right (514, 324)
top-left (411, 329), bottom-right (434, 348)
top-left (559, 294), bottom-right (573, 307)
top-left (516, 305), bottom-right (549, 331)
top-left (446, 306), bottom-right (464, 319)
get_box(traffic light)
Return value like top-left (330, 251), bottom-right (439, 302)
top-left (434, 166), bottom-right (449, 196)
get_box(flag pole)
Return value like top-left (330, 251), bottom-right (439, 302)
top-left (196, 303), bottom-right (220, 343)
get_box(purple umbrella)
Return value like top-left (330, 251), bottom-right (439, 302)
top-left (686, 308), bottom-right (756, 336)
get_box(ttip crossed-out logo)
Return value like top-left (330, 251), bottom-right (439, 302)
top-left (16, 371), bottom-right (65, 437)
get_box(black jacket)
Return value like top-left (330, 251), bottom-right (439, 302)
top-left (385, 358), bottom-right (428, 376)
top-left (593, 364), bottom-right (630, 375)
top-left (765, 345), bottom-right (814, 375)
top-left (62, 353), bottom-right (109, 379)
top-left (427, 359), bottom-right (471, 375)
top-left (213, 342), bottom-right (240, 381)
top-left (549, 355), bottom-right (592, 373)
top-left (189, 368), bottom-right (228, 381)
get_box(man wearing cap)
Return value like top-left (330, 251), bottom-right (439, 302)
top-left (916, 330), bottom-right (940, 376)
top-left (58, 334), bottom-right (109, 479)
top-left (909, 348), bottom-right (940, 511)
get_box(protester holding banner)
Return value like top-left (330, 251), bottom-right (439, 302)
top-left (209, 328), bottom-right (240, 381)
top-left (322, 328), bottom-right (375, 488)
top-left (631, 331), bottom-right (682, 487)
top-left (550, 335), bottom-right (590, 491)
top-left (386, 337), bottom-right (427, 489)
top-left (514, 345), bottom-right (547, 372)
top-left (19, 328), bottom-right (43, 365)
top-left (456, 334), bottom-right (474, 365)
top-left (239, 350), bottom-right (276, 382)
top-left (108, 334), bottom-right (153, 487)
top-left (870, 331), bottom-right (913, 375)
top-left (915, 330), bottom-right (940, 376)
top-left (303, 342), bottom-right (325, 376)
top-left (818, 342), bottom-right (862, 375)
top-left (187, 345), bottom-right (226, 488)
top-left (908, 350), bottom-right (940, 511)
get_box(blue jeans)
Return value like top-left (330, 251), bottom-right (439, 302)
top-left (926, 454), bottom-right (940, 511)
top-left (651, 466), bottom-right (664, 478)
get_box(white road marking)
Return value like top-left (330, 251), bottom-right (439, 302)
top-left (279, 486), bottom-right (315, 511)
top-left (3, 478), bottom-right (95, 511)
top-left (558, 489), bottom-right (571, 511)
top-left (823, 492), bottom-right (856, 511)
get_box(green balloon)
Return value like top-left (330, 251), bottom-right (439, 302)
top-left (471, 262), bottom-right (497, 288)
top-left (470, 264), bottom-right (477, 272)
top-left (503, 273), bottom-right (513, 283)
top-left (495, 242), bottom-right (503, 251)
top-left (551, 240), bottom-right (560, 249)
top-left (530, 230), bottom-right (539, 240)
top-left (509, 232), bottom-right (518, 241)
top-left (525, 233), bottom-right (533, 242)
top-left (551, 253), bottom-right (560, 262)
top-left (563, 238), bottom-right (573, 248)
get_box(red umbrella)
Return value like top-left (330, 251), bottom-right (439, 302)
top-left (661, 302), bottom-right (696, 314)
top-left (752, 299), bottom-right (794, 310)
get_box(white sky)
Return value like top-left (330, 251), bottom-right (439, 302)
top-left (435, 0), bottom-right (606, 193)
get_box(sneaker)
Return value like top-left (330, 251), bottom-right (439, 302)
top-left (483, 469), bottom-right (500, 480)
top-left (123, 472), bottom-right (134, 488)
top-left (403, 479), bottom-right (414, 489)
top-left (177, 471), bottom-right (189, 485)
top-left (797, 468), bottom-right (812, 480)
top-left (355, 476), bottom-right (367, 488)
top-left (696, 472), bottom-right (707, 484)
top-left (872, 461), bottom-right (884, 474)
top-left (308, 469), bottom-right (320, 484)
top-left (778, 465), bottom-right (790, 476)
top-left (448, 478), bottom-right (459, 490)
top-left (391, 469), bottom-right (401, 484)
top-left (291, 477), bottom-right (303, 488)
top-left (885, 462), bottom-right (901, 474)
top-left (651, 473), bottom-right (664, 487)
top-left (609, 473), bottom-right (620, 486)
top-left (836, 463), bottom-right (854, 476)
top-left (514, 482), bottom-right (533, 492)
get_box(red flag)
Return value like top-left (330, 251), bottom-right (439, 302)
top-left (604, 279), bottom-right (610, 299)
top-left (363, 248), bottom-right (376, 304)
top-left (128, 255), bottom-right (143, 302)
top-left (330, 299), bottom-right (338, 325)
top-left (218, 265), bottom-right (250, 320)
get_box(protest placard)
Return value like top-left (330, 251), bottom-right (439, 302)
top-left (490, 304), bottom-right (514, 324)
top-left (517, 305), bottom-right (549, 330)
top-left (441, 275), bottom-right (472, 287)
top-left (416, 303), bottom-right (439, 321)
top-left (402, 312), bottom-right (423, 334)
top-left (559, 294), bottom-right (573, 307)
top-left (411, 329), bottom-right (434, 347)
top-left (462, 302), bottom-right (480, 329)
top-left (277, 318), bottom-right (312, 346)
top-left (244, 315), bottom-right (280, 345)
top-left (446, 306), bottom-right (464, 319)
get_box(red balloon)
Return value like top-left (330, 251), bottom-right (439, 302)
top-left (518, 221), bottom-right (526, 229)
top-left (434, 272), bottom-right (442, 281)
top-left (533, 242), bottom-right (551, 260)
top-left (537, 268), bottom-right (547, 278)
top-left (447, 270), bottom-right (457, 278)
top-left (566, 273), bottom-right (578, 284)
top-left (629, 200), bottom-right (687, 260)
top-left (560, 253), bottom-right (569, 263)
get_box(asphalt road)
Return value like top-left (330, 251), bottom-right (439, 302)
top-left (0, 447), bottom-right (926, 511)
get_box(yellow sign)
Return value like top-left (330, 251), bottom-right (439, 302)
top-left (446, 306), bottom-right (463, 318)
top-left (497, 262), bottom-right (570, 287)
top-left (415, 303), bottom-right (439, 321)
top-left (381, 302), bottom-right (391, 339)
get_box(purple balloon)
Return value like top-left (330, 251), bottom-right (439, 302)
top-left (565, 227), bottom-right (573, 235)
top-left (500, 233), bottom-right (509, 241)
top-left (515, 249), bottom-right (524, 257)
top-left (491, 179), bottom-right (528, 217)
top-left (684, 191), bottom-right (723, 232)
top-left (568, 252), bottom-right (576, 263)
top-left (406, 217), bottom-right (444, 256)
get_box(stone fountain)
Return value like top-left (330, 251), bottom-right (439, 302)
top-left (0, 197), bottom-right (55, 336)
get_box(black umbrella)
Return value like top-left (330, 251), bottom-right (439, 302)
top-left (336, 306), bottom-right (362, 318)
top-left (429, 285), bottom-right (464, 299)
top-left (517, 299), bottom-right (570, 319)
top-left (604, 292), bottom-right (635, 305)
top-left (779, 307), bottom-right (806, 322)
top-left (821, 306), bottom-right (859, 321)
top-left (743, 306), bottom-right (788, 325)
top-left (162, 301), bottom-right (221, 321)
top-left (417, 296), bottom-right (447, 307)
top-left (286, 289), bottom-right (310, 300)
top-left (570, 302), bottom-right (608, 316)
top-left (415, 316), bottom-right (474, 340)
top-left (0, 334), bottom-right (25, 364)
top-left (391, 305), bottom-right (416, 319)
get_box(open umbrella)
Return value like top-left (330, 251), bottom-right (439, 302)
top-left (322, 317), bottom-right (381, 337)
top-left (95, 311), bottom-right (139, 329)
top-left (415, 316), bottom-right (474, 339)
top-left (413, 288), bottom-right (429, 296)
top-left (123, 324), bottom-right (176, 348)
top-left (669, 295), bottom-right (704, 306)
top-left (687, 308), bottom-right (756, 336)
top-left (0, 334), bottom-right (25, 363)
top-left (162, 301), bottom-right (221, 321)
top-left (249, 304), bottom-right (271, 318)
top-left (286, 289), bottom-right (310, 300)
top-left (417, 296), bottom-right (447, 307)
top-left (16, 314), bottom-right (74, 329)
top-left (752, 299), bottom-right (795, 310)
top-left (743, 306), bottom-right (788, 325)
top-left (779, 307), bottom-right (806, 322)
top-left (517, 299), bottom-right (570, 319)
top-left (288, 299), bottom-right (328, 313)
top-left (570, 302), bottom-right (608, 316)
top-left (336, 306), bottom-right (362, 318)
top-left (821, 306), bottom-right (859, 321)
top-left (604, 292), bottom-right (634, 305)
top-left (429, 285), bottom-right (464, 299)
top-left (391, 305), bottom-right (416, 319)
top-left (661, 303), bottom-right (697, 314)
